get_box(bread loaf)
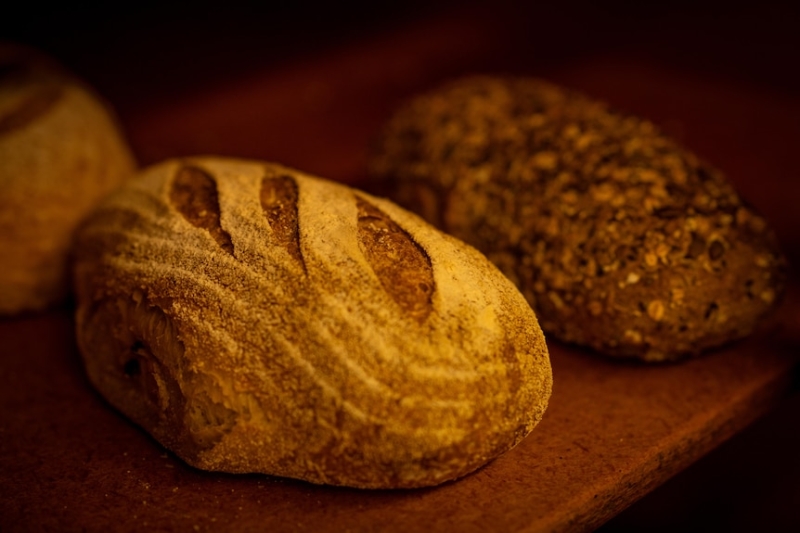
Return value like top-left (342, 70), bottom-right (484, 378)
top-left (0, 44), bottom-right (136, 314)
top-left (369, 76), bottom-right (786, 361)
top-left (73, 157), bottom-right (552, 488)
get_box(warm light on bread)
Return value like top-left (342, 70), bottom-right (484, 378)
top-left (0, 44), bottom-right (136, 314)
top-left (370, 76), bottom-right (787, 361)
top-left (72, 157), bottom-right (552, 488)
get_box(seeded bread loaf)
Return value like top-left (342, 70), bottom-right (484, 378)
top-left (72, 157), bottom-right (552, 489)
top-left (370, 76), bottom-right (786, 361)
top-left (0, 44), bottom-right (136, 314)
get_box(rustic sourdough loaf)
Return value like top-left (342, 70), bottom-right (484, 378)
top-left (370, 76), bottom-right (786, 361)
top-left (73, 157), bottom-right (552, 488)
top-left (0, 44), bottom-right (136, 314)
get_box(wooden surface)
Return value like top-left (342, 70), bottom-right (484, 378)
top-left (2, 2), bottom-right (799, 531)
top-left (0, 298), bottom-right (798, 533)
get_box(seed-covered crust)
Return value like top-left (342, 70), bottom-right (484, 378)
top-left (0, 44), bottom-right (136, 314)
top-left (370, 76), bottom-right (786, 361)
top-left (72, 157), bottom-right (552, 488)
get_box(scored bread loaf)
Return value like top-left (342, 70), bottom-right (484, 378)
top-left (0, 44), bottom-right (136, 314)
top-left (369, 76), bottom-right (787, 362)
top-left (72, 157), bottom-right (552, 489)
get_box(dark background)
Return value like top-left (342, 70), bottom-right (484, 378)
top-left (5, 1), bottom-right (799, 109)
top-left (3, 1), bottom-right (799, 530)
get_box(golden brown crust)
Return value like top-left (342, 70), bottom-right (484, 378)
top-left (0, 44), bottom-right (136, 314)
top-left (369, 76), bottom-right (787, 361)
top-left (72, 157), bottom-right (552, 489)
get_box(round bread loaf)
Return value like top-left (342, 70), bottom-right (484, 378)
top-left (369, 76), bottom-right (786, 362)
top-left (73, 157), bottom-right (552, 489)
top-left (0, 44), bottom-right (136, 315)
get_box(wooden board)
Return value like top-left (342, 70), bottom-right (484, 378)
top-left (2, 3), bottom-right (799, 532)
top-left (1, 293), bottom-right (798, 533)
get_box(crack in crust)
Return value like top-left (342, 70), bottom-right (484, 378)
top-left (356, 196), bottom-right (434, 323)
top-left (170, 165), bottom-right (235, 255)
top-left (260, 173), bottom-right (305, 269)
